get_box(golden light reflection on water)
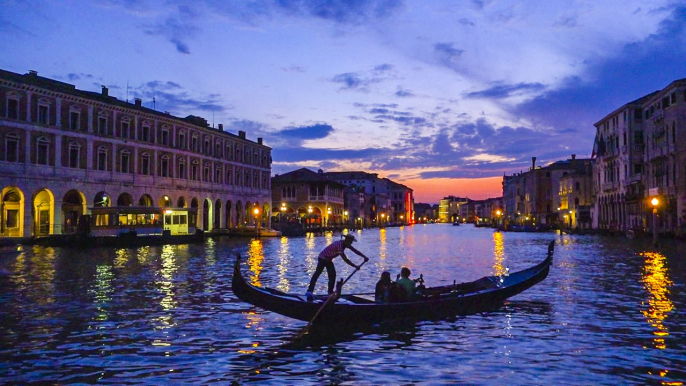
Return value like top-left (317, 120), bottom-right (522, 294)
top-left (89, 264), bottom-right (114, 322)
top-left (379, 228), bottom-right (387, 260)
top-left (276, 236), bottom-right (291, 293)
top-left (492, 231), bottom-right (507, 276)
top-left (248, 239), bottom-right (265, 288)
top-left (639, 251), bottom-right (674, 351)
top-left (238, 311), bottom-right (264, 354)
top-left (153, 245), bottom-right (178, 331)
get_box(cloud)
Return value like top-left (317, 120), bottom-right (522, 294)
top-left (434, 42), bottom-right (464, 66)
top-left (131, 80), bottom-right (229, 114)
top-left (331, 64), bottom-right (397, 92)
top-left (512, 4), bottom-right (686, 138)
top-left (279, 123), bottom-right (335, 141)
top-left (395, 87), bottom-right (414, 97)
top-left (466, 82), bottom-right (546, 99)
top-left (144, 16), bottom-right (199, 54)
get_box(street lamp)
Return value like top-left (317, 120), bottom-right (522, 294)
top-left (344, 210), bottom-right (349, 226)
top-left (308, 205), bottom-right (313, 229)
top-left (651, 197), bottom-right (659, 245)
top-left (253, 206), bottom-right (260, 236)
top-left (327, 207), bottom-right (332, 227)
top-left (280, 202), bottom-right (287, 223)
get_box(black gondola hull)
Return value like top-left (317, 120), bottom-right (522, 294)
top-left (232, 241), bottom-right (554, 325)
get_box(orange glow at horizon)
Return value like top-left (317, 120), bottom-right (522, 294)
top-left (403, 176), bottom-right (503, 203)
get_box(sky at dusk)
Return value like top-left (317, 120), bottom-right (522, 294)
top-left (2, 1), bottom-right (686, 203)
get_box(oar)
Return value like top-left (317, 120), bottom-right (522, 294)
top-left (295, 260), bottom-right (368, 339)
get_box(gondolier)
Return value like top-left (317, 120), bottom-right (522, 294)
top-left (306, 234), bottom-right (369, 301)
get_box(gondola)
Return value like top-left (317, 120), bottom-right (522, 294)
top-left (232, 241), bottom-right (555, 325)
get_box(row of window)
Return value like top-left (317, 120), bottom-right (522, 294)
top-left (3, 94), bottom-right (270, 167)
top-left (3, 134), bottom-right (269, 188)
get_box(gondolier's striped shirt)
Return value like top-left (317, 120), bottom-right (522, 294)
top-left (318, 240), bottom-right (346, 261)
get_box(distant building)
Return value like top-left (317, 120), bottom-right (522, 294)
top-left (413, 203), bottom-right (437, 222)
top-left (503, 156), bottom-right (593, 229)
top-left (0, 69), bottom-right (271, 240)
top-left (438, 196), bottom-right (468, 223)
top-left (325, 171), bottom-right (414, 226)
top-left (271, 168), bottom-right (346, 227)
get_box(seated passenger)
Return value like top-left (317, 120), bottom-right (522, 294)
top-left (396, 267), bottom-right (417, 301)
top-left (375, 271), bottom-right (392, 303)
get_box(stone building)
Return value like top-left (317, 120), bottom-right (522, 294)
top-left (592, 94), bottom-right (655, 232)
top-left (592, 78), bottom-right (686, 235)
top-left (0, 69), bottom-right (272, 240)
top-left (271, 168), bottom-right (346, 227)
top-left (642, 79), bottom-right (686, 235)
top-left (503, 156), bottom-right (593, 229)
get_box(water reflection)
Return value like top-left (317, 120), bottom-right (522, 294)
top-left (379, 228), bottom-right (387, 261)
top-left (89, 264), bottom-right (114, 322)
top-left (492, 231), bottom-right (507, 276)
top-left (277, 236), bottom-right (292, 293)
top-left (248, 239), bottom-right (265, 287)
top-left (639, 251), bottom-right (674, 350)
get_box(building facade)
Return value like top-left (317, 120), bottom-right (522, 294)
top-left (503, 156), bottom-right (593, 229)
top-left (592, 78), bottom-right (686, 235)
top-left (271, 168), bottom-right (346, 227)
top-left (0, 69), bottom-right (272, 240)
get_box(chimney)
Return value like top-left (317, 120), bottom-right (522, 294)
top-left (28, 70), bottom-right (38, 76)
top-left (257, 138), bottom-right (263, 145)
top-left (238, 130), bottom-right (246, 139)
top-left (134, 98), bottom-right (142, 107)
top-left (101, 85), bottom-right (109, 97)
top-left (571, 154), bottom-right (576, 160)
top-left (532, 157), bottom-right (536, 170)
top-left (218, 123), bottom-right (224, 131)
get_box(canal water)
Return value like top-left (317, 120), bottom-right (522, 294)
top-left (0, 225), bottom-right (684, 385)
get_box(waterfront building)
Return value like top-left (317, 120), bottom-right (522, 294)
top-left (592, 94), bottom-right (654, 232)
top-left (559, 156), bottom-right (594, 229)
top-left (438, 196), bottom-right (468, 223)
top-left (324, 171), bottom-right (414, 226)
top-left (503, 156), bottom-right (593, 229)
top-left (413, 203), bottom-right (437, 223)
top-left (642, 79), bottom-right (686, 235)
top-left (271, 168), bottom-right (346, 228)
top-left (472, 197), bottom-right (504, 226)
top-left (0, 69), bottom-right (272, 241)
top-left (591, 78), bottom-right (686, 236)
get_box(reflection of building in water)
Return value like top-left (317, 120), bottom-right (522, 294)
top-left (492, 231), bottom-right (507, 276)
top-left (639, 251), bottom-right (674, 350)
